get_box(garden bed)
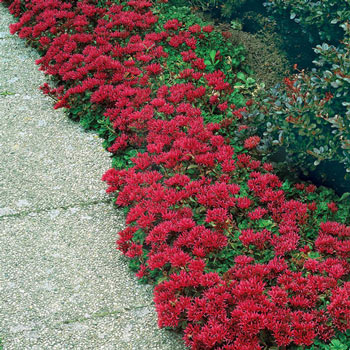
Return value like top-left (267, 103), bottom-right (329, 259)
top-left (2, 0), bottom-right (350, 349)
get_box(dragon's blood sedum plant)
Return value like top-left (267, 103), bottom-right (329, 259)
top-left (2, 0), bottom-right (350, 348)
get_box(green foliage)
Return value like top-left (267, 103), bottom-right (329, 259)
top-left (205, 245), bottom-right (238, 274)
top-left (265, 0), bottom-right (349, 46)
top-left (156, 3), bottom-right (248, 76)
top-left (175, 0), bottom-right (265, 21)
top-left (0, 90), bottom-right (15, 96)
top-left (264, 0), bottom-right (350, 68)
top-left (233, 0), bottom-right (350, 193)
top-left (66, 94), bottom-right (139, 170)
top-left (66, 92), bottom-right (94, 126)
top-left (246, 22), bottom-right (350, 193)
top-left (303, 330), bottom-right (350, 350)
top-left (155, 2), bottom-right (254, 108)
top-left (111, 148), bottom-right (139, 170)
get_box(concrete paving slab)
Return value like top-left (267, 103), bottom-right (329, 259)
top-left (0, 5), bottom-right (111, 217)
top-left (0, 93), bottom-right (111, 215)
top-left (0, 203), bottom-right (144, 324)
top-left (0, 31), bottom-right (12, 39)
top-left (0, 40), bottom-right (45, 94)
top-left (3, 309), bottom-right (184, 350)
top-left (0, 5), bottom-right (111, 216)
top-left (0, 8), bottom-right (55, 94)
top-left (0, 5), bottom-right (13, 32)
top-left (0, 203), bottom-right (185, 349)
top-left (0, 36), bottom-right (34, 55)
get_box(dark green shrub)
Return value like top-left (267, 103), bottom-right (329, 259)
top-left (264, 0), bottom-right (350, 67)
top-left (264, 0), bottom-right (349, 45)
top-left (247, 22), bottom-right (350, 193)
top-left (184, 0), bottom-right (253, 19)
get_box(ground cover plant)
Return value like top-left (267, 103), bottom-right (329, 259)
top-left (2, 0), bottom-right (350, 349)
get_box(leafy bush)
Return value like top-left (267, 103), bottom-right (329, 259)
top-left (3, 0), bottom-right (350, 349)
top-left (264, 0), bottom-right (350, 68)
top-left (244, 22), bottom-right (350, 193)
top-left (264, 0), bottom-right (349, 46)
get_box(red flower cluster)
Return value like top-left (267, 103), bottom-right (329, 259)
top-left (6, 0), bottom-right (350, 348)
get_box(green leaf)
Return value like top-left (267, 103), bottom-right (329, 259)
top-left (237, 72), bottom-right (246, 81)
top-left (339, 192), bottom-right (350, 202)
top-left (0, 90), bottom-right (15, 96)
top-left (209, 49), bottom-right (216, 62)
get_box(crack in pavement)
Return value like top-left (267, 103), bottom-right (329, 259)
top-left (4, 304), bottom-right (155, 336)
top-left (0, 198), bottom-right (117, 220)
top-left (61, 304), bottom-right (154, 326)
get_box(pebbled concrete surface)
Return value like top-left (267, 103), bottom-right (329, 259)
top-left (0, 204), bottom-right (184, 350)
top-left (0, 94), bottom-right (109, 216)
top-left (0, 4), bottom-right (185, 350)
top-left (0, 37), bottom-right (111, 216)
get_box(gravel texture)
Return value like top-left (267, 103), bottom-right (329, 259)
top-left (0, 4), bottom-right (185, 350)
top-left (0, 93), bottom-right (110, 216)
top-left (0, 204), bottom-right (184, 350)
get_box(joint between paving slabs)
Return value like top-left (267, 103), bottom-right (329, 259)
top-left (0, 198), bottom-right (116, 220)
top-left (61, 304), bottom-right (154, 326)
top-left (1, 304), bottom-right (155, 338)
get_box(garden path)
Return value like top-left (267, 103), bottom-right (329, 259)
top-left (0, 5), bottom-right (184, 350)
